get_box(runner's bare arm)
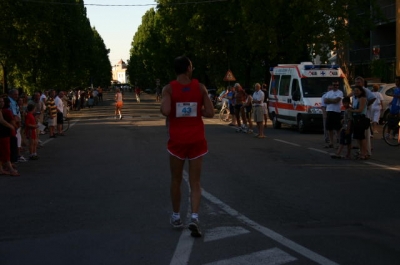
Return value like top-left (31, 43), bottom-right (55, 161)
top-left (160, 84), bottom-right (172, 116)
top-left (200, 83), bottom-right (214, 118)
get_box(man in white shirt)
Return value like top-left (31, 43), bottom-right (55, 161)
top-left (252, 83), bottom-right (265, 138)
top-left (54, 91), bottom-right (65, 136)
top-left (321, 85), bottom-right (333, 144)
top-left (324, 81), bottom-right (343, 148)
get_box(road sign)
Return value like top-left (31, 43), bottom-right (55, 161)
top-left (223, 70), bottom-right (236, 81)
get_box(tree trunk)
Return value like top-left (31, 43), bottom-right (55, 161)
top-left (1, 63), bottom-right (8, 94)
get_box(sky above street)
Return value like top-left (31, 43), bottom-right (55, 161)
top-left (85, 0), bottom-right (156, 66)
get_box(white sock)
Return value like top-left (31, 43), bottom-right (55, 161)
top-left (172, 212), bottom-right (180, 220)
top-left (191, 213), bottom-right (199, 220)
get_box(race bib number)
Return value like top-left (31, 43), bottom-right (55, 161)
top-left (176, 102), bottom-right (197, 117)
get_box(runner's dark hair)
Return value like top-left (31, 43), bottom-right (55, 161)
top-left (174, 56), bottom-right (191, 75)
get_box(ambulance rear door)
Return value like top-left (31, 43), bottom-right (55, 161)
top-left (269, 67), bottom-right (293, 124)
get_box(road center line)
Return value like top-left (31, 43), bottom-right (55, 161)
top-left (308, 148), bottom-right (329, 154)
top-left (363, 161), bottom-right (400, 171)
top-left (274, 139), bottom-right (301, 147)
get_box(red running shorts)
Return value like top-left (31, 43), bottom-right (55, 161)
top-left (167, 139), bottom-right (208, 160)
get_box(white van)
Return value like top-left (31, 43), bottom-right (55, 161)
top-left (268, 62), bottom-right (350, 133)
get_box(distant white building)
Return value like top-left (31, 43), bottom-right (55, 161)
top-left (112, 59), bottom-right (129, 84)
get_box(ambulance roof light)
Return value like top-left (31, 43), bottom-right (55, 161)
top-left (303, 64), bottom-right (340, 70)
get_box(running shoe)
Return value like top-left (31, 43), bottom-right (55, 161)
top-left (188, 218), bottom-right (202, 238)
top-left (18, 156), bottom-right (28, 162)
top-left (170, 216), bottom-right (183, 229)
top-left (29, 155), bottom-right (39, 160)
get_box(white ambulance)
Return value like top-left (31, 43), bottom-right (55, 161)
top-left (268, 62), bottom-right (350, 133)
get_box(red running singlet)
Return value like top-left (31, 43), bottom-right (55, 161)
top-left (168, 79), bottom-right (205, 143)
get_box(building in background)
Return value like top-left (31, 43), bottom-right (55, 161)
top-left (112, 59), bottom-right (129, 84)
top-left (349, 0), bottom-right (397, 82)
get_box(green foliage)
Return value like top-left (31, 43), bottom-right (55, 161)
top-left (128, 0), bottom-right (382, 90)
top-left (0, 0), bottom-right (111, 94)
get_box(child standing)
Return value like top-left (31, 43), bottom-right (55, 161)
top-left (331, 97), bottom-right (352, 159)
top-left (25, 104), bottom-right (39, 160)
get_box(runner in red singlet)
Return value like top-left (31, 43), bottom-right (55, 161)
top-left (160, 56), bottom-right (214, 237)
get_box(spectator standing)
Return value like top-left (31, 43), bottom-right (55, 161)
top-left (227, 86), bottom-right (236, 126)
top-left (61, 91), bottom-right (70, 116)
top-left (33, 92), bottom-right (45, 135)
top-left (75, 89), bottom-right (81, 110)
top-left (55, 91), bottom-right (65, 136)
top-left (156, 85), bottom-right (161, 102)
top-left (261, 83), bottom-right (269, 127)
top-left (353, 77), bottom-right (376, 156)
top-left (25, 104), bottom-right (39, 160)
top-left (87, 90), bottom-right (94, 108)
top-left (97, 87), bottom-right (103, 103)
top-left (93, 88), bottom-right (99, 106)
top-left (220, 86), bottom-right (230, 109)
top-left (323, 81), bottom-right (343, 148)
top-left (160, 56), bottom-right (214, 237)
top-left (8, 90), bottom-right (26, 162)
top-left (331, 97), bottom-right (353, 159)
top-left (243, 89), bottom-right (253, 133)
top-left (349, 86), bottom-right (368, 159)
top-left (234, 83), bottom-right (246, 132)
top-left (2, 98), bottom-right (19, 165)
top-left (40, 90), bottom-right (48, 108)
top-left (0, 97), bottom-right (17, 175)
top-left (321, 85), bottom-right (333, 144)
top-left (385, 76), bottom-right (400, 138)
top-left (46, 90), bottom-right (58, 138)
top-left (115, 88), bottom-right (123, 120)
top-left (252, 83), bottom-right (265, 138)
top-left (17, 96), bottom-right (28, 155)
top-left (370, 84), bottom-right (383, 134)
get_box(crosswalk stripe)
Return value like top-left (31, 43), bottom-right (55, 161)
top-left (204, 226), bottom-right (250, 242)
top-left (202, 248), bottom-right (297, 265)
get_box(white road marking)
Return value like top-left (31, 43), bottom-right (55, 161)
top-left (202, 190), bottom-right (339, 265)
top-left (363, 161), bottom-right (400, 171)
top-left (274, 139), bottom-right (301, 147)
top-left (170, 170), bottom-right (339, 265)
top-left (203, 248), bottom-right (297, 265)
top-left (204, 226), bottom-right (250, 242)
top-left (170, 229), bottom-right (195, 265)
top-left (170, 172), bottom-right (194, 265)
top-left (308, 148), bottom-right (329, 154)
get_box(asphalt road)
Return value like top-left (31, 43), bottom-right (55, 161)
top-left (0, 91), bottom-right (399, 265)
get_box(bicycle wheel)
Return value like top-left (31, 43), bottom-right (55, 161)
top-left (382, 122), bottom-right (400, 146)
top-left (219, 108), bottom-right (231, 122)
top-left (62, 118), bottom-right (70, 133)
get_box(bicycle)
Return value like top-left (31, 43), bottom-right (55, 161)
top-left (42, 114), bottom-right (70, 133)
top-left (219, 103), bottom-right (231, 123)
top-left (382, 114), bottom-right (399, 146)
